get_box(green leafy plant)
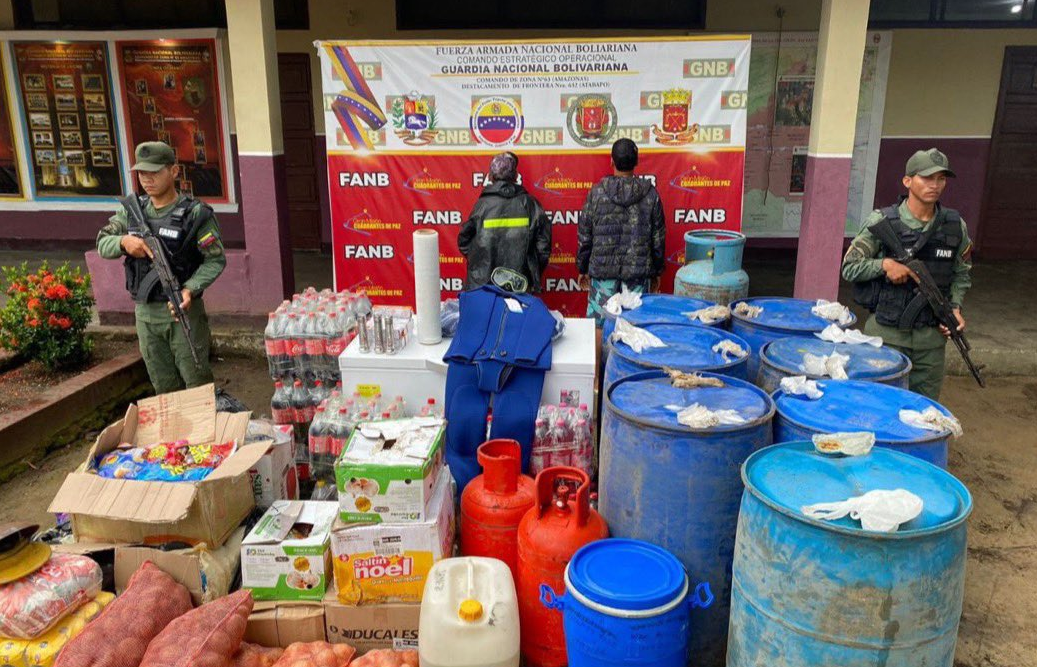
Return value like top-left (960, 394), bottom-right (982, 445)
top-left (0, 261), bottom-right (94, 370)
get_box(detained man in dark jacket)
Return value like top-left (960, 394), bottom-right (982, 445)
top-left (577, 138), bottom-right (666, 325)
top-left (458, 152), bottom-right (552, 293)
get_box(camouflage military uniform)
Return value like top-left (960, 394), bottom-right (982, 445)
top-left (842, 201), bottom-right (972, 400)
top-left (97, 198), bottom-right (226, 393)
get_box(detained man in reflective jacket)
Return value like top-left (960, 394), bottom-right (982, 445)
top-left (458, 152), bottom-right (552, 293)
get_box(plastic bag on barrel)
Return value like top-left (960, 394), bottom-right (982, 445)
top-left (812, 431), bottom-right (876, 456)
top-left (712, 339), bottom-right (748, 362)
top-left (610, 318), bottom-right (666, 353)
top-left (899, 407), bottom-right (964, 437)
top-left (780, 375), bottom-right (824, 399)
top-left (685, 304), bottom-right (731, 325)
top-left (666, 403), bottom-right (746, 428)
top-left (733, 302), bottom-right (762, 318)
top-left (811, 299), bottom-right (854, 326)
top-left (801, 351), bottom-right (850, 380)
top-left (604, 285), bottom-right (642, 316)
top-left (802, 489), bottom-right (924, 532)
top-left (815, 324), bottom-right (883, 347)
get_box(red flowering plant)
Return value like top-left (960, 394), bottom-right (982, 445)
top-left (1, 262), bottom-right (94, 369)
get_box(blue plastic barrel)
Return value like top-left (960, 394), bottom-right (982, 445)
top-left (772, 380), bottom-right (957, 468)
top-left (599, 370), bottom-right (774, 667)
top-left (540, 539), bottom-right (714, 667)
top-left (757, 337), bottom-right (912, 392)
top-left (601, 294), bottom-right (725, 344)
top-left (603, 323), bottom-right (750, 388)
top-left (729, 297), bottom-right (857, 380)
top-left (728, 441), bottom-right (972, 667)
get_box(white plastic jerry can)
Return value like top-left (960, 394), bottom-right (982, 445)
top-left (419, 556), bottom-right (520, 667)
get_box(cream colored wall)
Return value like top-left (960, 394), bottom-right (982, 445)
top-left (882, 29), bottom-right (1037, 137)
top-left (275, 1), bottom-right (1034, 139)
top-left (227, 0), bottom-right (283, 153)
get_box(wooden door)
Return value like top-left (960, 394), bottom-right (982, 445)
top-left (979, 47), bottom-right (1037, 259)
top-left (277, 53), bottom-right (322, 250)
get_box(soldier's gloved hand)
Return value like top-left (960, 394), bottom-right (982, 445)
top-left (881, 258), bottom-right (917, 285)
top-left (120, 235), bottom-right (153, 259)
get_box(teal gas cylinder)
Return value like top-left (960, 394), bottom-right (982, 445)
top-left (674, 230), bottom-right (750, 303)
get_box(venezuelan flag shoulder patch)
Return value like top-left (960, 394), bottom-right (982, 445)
top-left (198, 231), bottom-right (217, 249)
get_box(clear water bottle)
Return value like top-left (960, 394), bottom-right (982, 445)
top-left (354, 290), bottom-right (372, 317)
top-left (264, 312), bottom-right (283, 378)
top-left (311, 479), bottom-right (337, 501)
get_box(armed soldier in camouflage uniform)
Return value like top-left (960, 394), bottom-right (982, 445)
top-left (97, 142), bottom-right (226, 394)
top-left (842, 148), bottom-right (972, 400)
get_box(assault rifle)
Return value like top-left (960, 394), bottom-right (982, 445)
top-left (121, 194), bottom-right (201, 367)
top-left (868, 219), bottom-right (985, 388)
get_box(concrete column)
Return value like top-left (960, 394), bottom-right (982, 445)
top-left (226, 0), bottom-right (294, 307)
top-left (793, 0), bottom-right (870, 300)
top-left (0, 0), bottom-right (14, 29)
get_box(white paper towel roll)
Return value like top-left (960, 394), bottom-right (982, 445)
top-left (413, 229), bottom-right (442, 344)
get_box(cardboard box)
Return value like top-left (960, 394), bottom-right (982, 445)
top-left (114, 527), bottom-right (245, 605)
top-left (242, 500), bottom-right (338, 601)
top-left (245, 600), bottom-right (326, 647)
top-left (247, 421), bottom-right (299, 509)
top-left (331, 468), bottom-right (454, 605)
top-left (48, 384), bottom-right (269, 547)
top-left (334, 418), bottom-right (445, 524)
top-left (324, 592), bottom-right (420, 653)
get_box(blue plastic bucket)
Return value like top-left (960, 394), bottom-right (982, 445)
top-left (603, 322), bottom-right (751, 388)
top-left (757, 337), bottom-right (912, 392)
top-left (729, 297), bottom-right (856, 380)
top-left (772, 380), bottom-right (956, 468)
top-left (728, 441), bottom-right (972, 667)
top-left (540, 538), bottom-right (714, 667)
top-left (599, 370), bottom-right (774, 667)
top-left (601, 294), bottom-right (725, 344)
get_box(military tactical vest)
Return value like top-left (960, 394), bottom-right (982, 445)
top-left (124, 195), bottom-right (211, 303)
top-left (853, 202), bottom-right (962, 330)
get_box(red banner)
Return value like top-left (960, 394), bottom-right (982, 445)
top-left (115, 39), bottom-right (230, 202)
top-left (329, 149), bottom-right (744, 316)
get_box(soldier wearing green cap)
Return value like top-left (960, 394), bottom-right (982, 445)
top-left (842, 148), bottom-right (973, 400)
top-left (96, 141), bottom-right (226, 394)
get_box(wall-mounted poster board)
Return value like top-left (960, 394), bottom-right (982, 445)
top-left (0, 51), bottom-right (22, 197)
top-left (10, 40), bottom-right (125, 199)
top-left (115, 38), bottom-right (231, 203)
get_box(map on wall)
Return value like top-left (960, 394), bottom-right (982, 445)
top-left (742, 31), bottom-right (892, 237)
top-left (115, 39), bottom-right (231, 203)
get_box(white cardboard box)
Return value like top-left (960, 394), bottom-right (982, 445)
top-left (338, 317), bottom-right (596, 413)
top-left (242, 501), bottom-right (338, 601)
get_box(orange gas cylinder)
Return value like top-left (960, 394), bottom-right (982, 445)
top-left (516, 466), bottom-right (609, 667)
top-left (460, 439), bottom-right (536, 579)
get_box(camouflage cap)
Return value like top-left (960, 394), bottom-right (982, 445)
top-left (130, 141), bottom-right (175, 172)
top-left (906, 148), bottom-right (955, 178)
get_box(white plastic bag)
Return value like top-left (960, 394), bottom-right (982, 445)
top-left (712, 339), bottom-right (748, 362)
top-left (685, 305), bottom-right (731, 325)
top-left (899, 407), bottom-right (964, 437)
top-left (811, 299), bottom-right (855, 326)
top-left (815, 323), bottom-right (883, 347)
top-left (812, 431), bottom-right (876, 456)
top-left (733, 302), bottom-right (762, 319)
top-left (801, 351), bottom-right (850, 380)
top-left (668, 403), bottom-right (746, 428)
top-left (780, 375), bottom-right (824, 399)
top-left (802, 489), bottom-right (924, 533)
top-left (604, 285), bottom-right (643, 316)
top-left (610, 318), bottom-right (667, 354)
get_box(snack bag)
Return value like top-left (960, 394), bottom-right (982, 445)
top-left (0, 554), bottom-right (101, 640)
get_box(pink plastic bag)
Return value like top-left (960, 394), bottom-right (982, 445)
top-left (0, 553), bottom-right (101, 639)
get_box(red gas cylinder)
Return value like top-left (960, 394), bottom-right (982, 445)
top-left (516, 466), bottom-right (609, 667)
top-left (460, 439), bottom-right (536, 579)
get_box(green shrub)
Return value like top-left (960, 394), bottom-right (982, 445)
top-left (1, 262), bottom-right (94, 370)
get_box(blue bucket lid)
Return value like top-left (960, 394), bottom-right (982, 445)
top-left (731, 297), bottom-right (855, 332)
top-left (761, 337), bottom-right (910, 380)
top-left (743, 441), bottom-right (972, 535)
top-left (607, 294), bottom-right (717, 326)
top-left (774, 380), bottom-right (954, 442)
top-left (567, 538), bottom-right (687, 611)
top-left (611, 323), bottom-right (749, 373)
top-left (607, 370), bottom-right (773, 432)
